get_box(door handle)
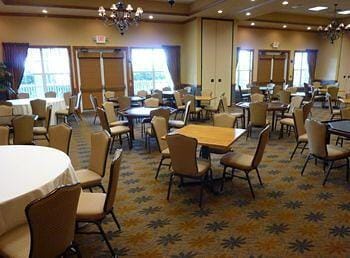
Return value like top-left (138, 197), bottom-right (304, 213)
top-left (211, 79), bottom-right (214, 83)
top-left (218, 79), bottom-right (222, 83)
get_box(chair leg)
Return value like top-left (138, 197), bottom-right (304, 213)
top-left (98, 184), bottom-right (106, 193)
top-left (301, 154), bottom-right (312, 175)
top-left (255, 168), bottom-right (263, 186)
top-left (279, 124), bottom-right (284, 139)
top-left (221, 166), bottom-right (227, 192)
top-left (290, 142), bottom-right (300, 160)
top-left (199, 177), bottom-right (205, 208)
top-left (109, 136), bottom-right (115, 154)
top-left (155, 157), bottom-right (164, 179)
top-left (301, 143), bottom-right (307, 154)
top-left (93, 113), bottom-right (97, 124)
top-left (96, 223), bottom-right (115, 256)
top-left (110, 211), bottom-right (121, 231)
top-left (246, 172), bottom-right (255, 199)
top-left (167, 174), bottom-right (174, 200)
top-left (323, 161), bottom-right (334, 186)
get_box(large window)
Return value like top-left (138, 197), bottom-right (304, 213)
top-left (236, 49), bottom-right (254, 89)
top-left (20, 47), bottom-right (72, 98)
top-left (293, 51), bottom-right (309, 87)
top-left (131, 48), bottom-right (173, 93)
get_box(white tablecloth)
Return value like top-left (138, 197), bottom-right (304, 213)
top-left (0, 145), bottom-right (77, 236)
top-left (7, 98), bottom-right (66, 125)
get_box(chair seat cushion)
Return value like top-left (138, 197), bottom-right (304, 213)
top-left (110, 120), bottom-right (128, 127)
top-left (110, 125), bottom-right (130, 136)
top-left (161, 148), bottom-right (170, 158)
top-left (169, 120), bottom-right (185, 129)
top-left (220, 152), bottom-right (254, 171)
top-left (0, 224), bottom-right (29, 258)
top-left (209, 147), bottom-right (231, 155)
top-left (197, 159), bottom-right (211, 175)
top-left (146, 127), bottom-right (154, 136)
top-left (76, 169), bottom-right (102, 188)
top-left (33, 126), bottom-right (47, 135)
top-left (283, 113), bottom-right (293, 118)
top-left (280, 118), bottom-right (294, 126)
top-left (56, 109), bottom-right (69, 115)
top-left (327, 145), bottom-right (350, 160)
top-left (333, 110), bottom-right (341, 115)
top-left (231, 112), bottom-right (243, 118)
top-left (298, 133), bottom-right (308, 143)
top-left (76, 192), bottom-right (106, 221)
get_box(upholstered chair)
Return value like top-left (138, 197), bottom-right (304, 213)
top-left (13, 115), bottom-right (34, 145)
top-left (30, 99), bottom-right (46, 126)
top-left (247, 102), bottom-right (268, 138)
top-left (104, 91), bottom-right (115, 100)
top-left (144, 97), bottom-right (160, 108)
top-left (90, 94), bottom-right (99, 124)
top-left (290, 108), bottom-right (308, 160)
top-left (278, 90), bottom-right (291, 104)
top-left (327, 94), bottom-right (341, 120)
top-left (137, 90), bottom-right (148, 98)
top-left (56, 95), bottom-right (78, 124)
top-left (169, 101), bottom-right (191, 129)
top-left (49, 123), bottom-right (72, 155)
top-left (0, 126), bottom-right (10, 145)
top-left (102, 101), bottom-right (128, 127)
top-left (33, 105), bottom-right (52, 141)
top-left (184, 94), bottom-right (202, 120)
top-left (117, 96), bottom-right (131, 110)
top-left (0, 105), bottom-right (13, 116)
top-left (250, 93), bottom-right (265, 103)
top-left (270, 85), bottom-right (283, 101)
top-left (145, 108), bottom-right (170, 151)
top-left (250, 86), bottom-right (261, 95)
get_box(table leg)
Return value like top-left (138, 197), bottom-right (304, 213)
top-left (272, 111), bottom-right (276, 132)
top-left (127, 117), bottom-right (135, 140)
top-left (242, 109), bottom-right (246, 129)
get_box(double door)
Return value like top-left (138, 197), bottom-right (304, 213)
top-left (338, 33), bottom-right (350, 93)
top-left (76, 48), bottom-right (127, 110)
top-left (202, 19), bottom-right (233, 106)
top-left (257, 51), bottom-right (288, 85)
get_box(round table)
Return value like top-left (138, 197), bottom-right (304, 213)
top-left (0, 145), bottom-right (78, 236)
top-left (7, 98), bottom-right (66, 125)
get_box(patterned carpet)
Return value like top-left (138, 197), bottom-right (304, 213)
top-left (61, 106), bottom-right (350, 257)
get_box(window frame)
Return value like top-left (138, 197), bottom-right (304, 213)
top-left (293, 50), bottom-right (309, 87)
top-left (236, 48), bottom-right (254, 89)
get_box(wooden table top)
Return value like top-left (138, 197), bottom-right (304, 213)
top-left (236, 101), bottom-right (288, 111)
top-left (328, 120), bottom-right (350, 138)
top-left (195, 96), bottom-right (217, 101)
top-left (166, 124), bottom-right (246, 148)
top-left (120, 106), bottom-right (176, 118)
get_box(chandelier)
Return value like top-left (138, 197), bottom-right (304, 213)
top-left (317, 4), bottom-right (350, 44)
top-left (98, 2), bottom-right (143, 35)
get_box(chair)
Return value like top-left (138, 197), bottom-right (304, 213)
top-left (0, 101), bottom-right (13, 107)
top-left (0, 184), bottom-right (81, 258)
top-left (33, 105), bottom-right (52, 141)
top-left (102, 102), bottom-right (128, 127)
top-left (49, 123), bottom-right (72, 155)
top-left (0, 105), bottom-right (13, 116)
top-left (76, 131), bottom-right (111, 192)
top-left (222, 95), bottom-right (244, 128)
top-left (145, 108), bottom-right (171, 151)
top-left (56, 95), bottom-right (79, 124)
top-left (89, 94), bottom-right (99, 124)
top-left (151, 92), bottom-right (163, 105)
top-left (220, 125), bottom-right (270, 199)
top-left (144, 97), bottom-right (160, 108)
top-left (0, 126), bottom-right (10, 145)
top-left (13, 115), bottom-right (34, 145)
top-left (104, 91), bottom-right (115, 100)
top-left (290, 108), bottom-right (308, 160)
top-left (250, 86), bottom-right (261, 95)
top-left (76, 150), bottom-right (123, 257)
top-left (301, 119), bottom-right (350, 185)
top-left (174, 91), bottom-right (185, 117)
top-left (336, 107), bottom-right (350, 146)
top-left (30, 99), bottom-right (46, 126)
top-left (204, 97), bottom-right (222, 119)
top-left (74, 92), bottom-right (83, 121)
top-left (97, 108), bottom-right (132, 151)
top-left (169, 101), bottom-right (191, 129)
top-left (270, 85), bottom-right (283, 101)
top-left (278, 90), bottom-right (291, 104)
top-left (247, 102), bottom-right (268, 138)
top-left (327, 94), bottom-right (341, 120)
top-left (327, 86), bottom-right (339, 107)
top-left (238, 85), bottom-right (250, 102)
top-left (137, 90), bottom-right (148, 98)
top-left (286, 87), bottom-right (298, 94)
top-left (44, 91), bottom-right (56, 98)
top-left (152, 116), bottom-right (171, 179)
top-left (17, 93), bottom-right (29, 99)
top-left (166, 134), bottom-right (212, 207)
top-left (276, 96), bottom-right (303, 131)
top-left (184, 94), bottom-right (202, 120)
top-left (63, 92), bottom-right (72, 108)
top-left (250, 93), bottom-right (264, 103)
top-left (200, 89), bottom-right (212, 107)
top-left (117, 96), bottom-right (131, 111)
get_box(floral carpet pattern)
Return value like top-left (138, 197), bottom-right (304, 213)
top-left (62, 106), bottom-right (350, 257)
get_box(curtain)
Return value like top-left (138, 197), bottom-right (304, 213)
top-left (162, 45), bottom-right (181, 90)
top-left (2, 42), bottom-right (29, 93)
top-left (306, 49), bottom-right (318, 83)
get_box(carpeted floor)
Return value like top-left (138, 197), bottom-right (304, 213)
top-left (58, 106), bottom-right (350, 257)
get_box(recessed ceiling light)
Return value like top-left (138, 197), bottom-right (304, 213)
top-left (42, 9), bottom-right (48, 14)
top-left (307, 26), bottom-right (312, 30)
top-left (149, 15), bottom-right (154, 19)
top-left (218, 10), bottom-right (223, 14)
top-left (283, 24), bottom-right (287, 28)
top-left (246, 12), bottom-right (251, 16)
top-left (308, 6), bottom-right (328, 12)
top-left (251, 0), bottom-right (255, 2)
top-left (338, 10), bottom-right (350, 15)
top-left (282, 1), bottom-right (288, 5)
top-left (251, 22), bottom-right (255, 26)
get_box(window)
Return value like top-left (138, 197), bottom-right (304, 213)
top-left (131, 48), bottom-right (173, 93)
top-left (236, 49), bottom-right (253, 89)
top-left (293, 51), bottom-right (309, 87)
top-left (20, 47), bottom-right (72, 98)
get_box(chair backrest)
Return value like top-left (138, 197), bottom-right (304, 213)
top-left (313, 81), bottom-right (321, 88)
top-left (0, 101), bottom-right (12, 107)
top-left (18, 93), bottom-right (29, 99)
top-left (151, 116), bottom-right (168, 153)
top-left (89, 130), bottom-right (111, 177)
top-left (97, 108), bottom-right (111, 134)
top-left (272, 85), bottom-right (283, 97)
top-left (150, 108), bottom-right (171, 124)
top-left (250, 86), bottom-right (261, 94)
top-left (303, 101), bottom-right (313, 120)
top-left (63, 92), bottom-right (72, 106)
top-left (68, 95), bottom-right (77, 115)
top-left (44, 91), bottom-right (56, 98)
top-left (249, 102), bottom-right (268, 126)
top-left (151, 93), bottom-right (162, 103)
top-left (104, 91), bottom-right (115, 99)
top-left (252, 125), bottom-right (270, 167)
top-left (89, 94), bottom-right (98, 112)
top-left (201, 89), bottom-right (212, 97)
top-left (167, 134), bottom-right (199, 176)
top-left (144, 97), bottom-right (160, 108)
top-left (305, 119), bottom-right (327, 158)
top-left (288, 96), bottom-right (304, 114)
top-left (117, 96), bottom-right (131, 110)
top-left (174, 91), bottom-right (183, 108)
top-left (293, 108), bottom-right (306, 139)
top-left (250, 93), bottom-right (264, 103)
top-left (279, 90), bottom-right (291, 104)
top-left (221, 95), bottom-right (229, 112)
top-left (286, 87), bottom-right (298, 94)
top-left (341, 107), bottom-right (350, 119)
top-left (44, 105), bottom-right (52, 130)
top-left (0, 126), bottom-right (10, 145)
top-left (182, 101), bottom-right (191, 125)
top-left (104, 149), bottom-right (122, 213)
top-left (25, 183), bottom-right (81, 258)
top-left (213, 113), bottom-right (236, 128)
top-left (102, 102), bottom-right (117, 124)
top-left (327, 86), bottom-right (339, 100)
top-left (75, 92), bottom-right (82, 110)
top-left (137, 90), bottom-right (148, 98)
top-left (30, 99), bottom-right (46, 119)
top-left (49, 123), bottom-right (72, 154)
top-left (13, 115), bottom-right (34, 145)
top-left (184, 94), bottom-right (196, 112)
top-left (184, 86), bottom-right (192, 93)
top-left (0, 105), bottom-right (13, 116)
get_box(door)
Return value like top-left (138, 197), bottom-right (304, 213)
top-left (103, 51), bottom-right (127, 98)
top-left (272, 55), bottom-right (287, 84)
top-left (338, 33), bottom-right (350, 94)
top-left (257, 51), bottom-right (288, 85)
top-left (257, 55), bottom-right (272, 84)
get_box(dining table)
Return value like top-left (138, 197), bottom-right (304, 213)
top-left (0, 145), bottom-right (78, 237)
top-left (107, 96), bottom-right (145, 106)
top-left (328, 120), bottom-right (350, 138)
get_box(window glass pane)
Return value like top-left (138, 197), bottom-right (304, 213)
top-left (294, 52), bottom-right (302, 69)
top-left (293, 70), bottom-right (301, 86)
top-left (293, 51), bottom-right (309, 87)
top-left (132, 49), bottom-right (153, 71)
top-left (236, 49), bottom-right (253, 89)
top-left (42, 48), bottom-right (70, 73)
top-left (24, 48), bottom-right (42, 74)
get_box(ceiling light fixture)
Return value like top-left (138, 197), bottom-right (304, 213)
top-left (317, 4), bottom-right (350, 44)
top-left (283, 24), bottom-right (287, 28)
top-left (307, 26), bottom-right (312, 30)
top-left (98, 2), bottom-right (143, 35)
top-left (168, 0), bottom-right (175, 7)
top-left (246, 12), bottom-right (251, 16)
top-left (149, 15), bottom-right (154, 20)
top-left (218, 10), bottom-right (223, 14)
top-left (282, 1), bottom-right (288, 5)
top-left (42, 9), bottom-right (48, 14)
top-left (251, 22), bottom-right (255, 26)
top-left (309, 6), bottom-right (328, 12)
top-left (338, 10), bottom-right (350, 15)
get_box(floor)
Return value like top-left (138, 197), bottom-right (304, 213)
top-left (57, 105), bottom-right (350, 257)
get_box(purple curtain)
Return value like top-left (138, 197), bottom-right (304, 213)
top-left (306, 49), bottom-right (318, 83)
top-left (2, 42), bottom-right (29, 93)
top-left (162, 45), bottom-right (181, 90)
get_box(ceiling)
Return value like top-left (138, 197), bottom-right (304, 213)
top-left (1, 0), bottom-right (350, 30)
